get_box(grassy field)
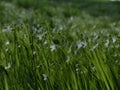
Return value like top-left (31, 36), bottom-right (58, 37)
top-left (0, 0), bottom-right (120, 90)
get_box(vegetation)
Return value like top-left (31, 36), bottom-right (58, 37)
top-left (0, 0), bottom-right (120, 90)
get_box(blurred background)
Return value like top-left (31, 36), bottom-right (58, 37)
top-left (0, 0), bottom-right (120, 24)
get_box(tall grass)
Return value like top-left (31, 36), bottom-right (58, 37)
top-left (0, 0), bottom-right (120, 90)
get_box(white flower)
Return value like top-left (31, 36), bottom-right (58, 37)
top-left (112, 37), bottom-right (116, 43)
top-left (66, 56), bottom-right (70, 63)
top-left (42, 74), bottom-right (47, 81)
top-left (33, 51), bottom-right (36, 55)
top-left (2, 26), bottom-right (12, 32)
top-left (50, 44), bottom-right (56, 51)
top-left (77, 42), bottom-right (82, 49)
top-left (115, 60), bottom-right (118, 63)
top-left (74, 50), bottom-right (77, 55)
top-left (37, 34), bottom-right (42, 40)
top-left (105, 39), bottom-right (109, 47)
top-left (91, 66), bottom-right (96, 72)
top-left (93, 32), bottom-right (97, 36)
top-left (18, 45), bottom-right (21, 48)
top-left (37, 65), bottom-right (40, 68)
top-left (5, 62), bottom-right (11, 70)
top-left (44, 40), bottom-right (47, 45)
top-left (77, 41), bottom-right (87, 49)
top-left (80, 71), bottom-right (85, 74)
top-left (59, 25), bottom-right (63, 30)
top-left (76, 68), bottom-right (79, 72)
top-left (5, 41), bottom-right (10, 45)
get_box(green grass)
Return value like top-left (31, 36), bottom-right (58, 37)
top-left (0, 0), bottom-right (120, 90)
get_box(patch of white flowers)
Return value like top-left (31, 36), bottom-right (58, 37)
top-left (2, 26), bottom-right (12, 32)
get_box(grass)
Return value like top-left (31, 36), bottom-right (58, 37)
top-left (0, 0), bottom-right (120, 90)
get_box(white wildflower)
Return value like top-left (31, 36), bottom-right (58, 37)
top-left (80, 70), bottom-right (86, 74)
top-left (70, 16), bottom-right (73, 21)
top-left (50, 44), bottom-right (56, 51)
top-left (5, 62), bottom-right (11, 70)
top-left (42, 74), bottom-right (47, 81)
top-left (37, 34), bottom-right (42, 40)
top-left (2, 26), bottom-right (12, 32)
top-left (37, 65), bottom-right (40, 68)
top-left (112, 37), bottom-right (116, 43)
top-left (59, 25), bottom-right (63, 30)
top-left (5, 41), bottom-right (10, 45)
top-left (80, 71), bottom-right (84, 74)
top-left (33, 51), bottom-right (36, 55)
top-left (44, 40), bottom-right (47, 45)
top-left (105, 39), bottom-right (109, 47)
top-left (18, 45), bottom-right (21, 48)
top-left (93, 32), bottom-right (97, 36)
top-left (115, 60), bottom-right (118, 63)
top-left (91, 66), bottom-right (96, 72)
top-left (76, 68), bottom-right (79, 72)
top-left (77, 41), bottom-right (87, 49)
top-left (77, 42), bottom-right (82, 49)
top-left (66, 56), bottom-right (70, 63)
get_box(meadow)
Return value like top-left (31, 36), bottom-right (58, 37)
top-left (0, 0), bottom-right (120, 90)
